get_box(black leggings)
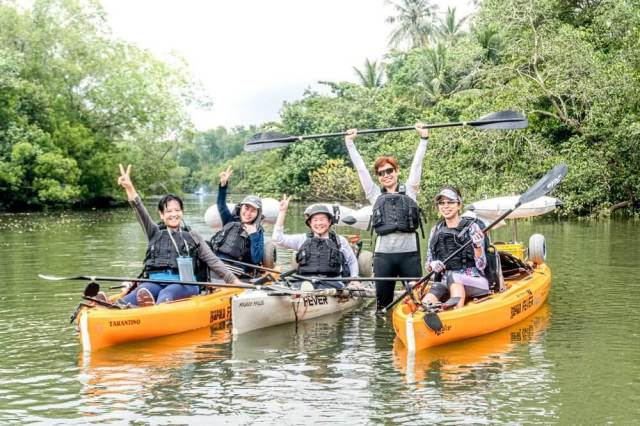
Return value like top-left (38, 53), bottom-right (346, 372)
top-left (373, 251), bottom-right (422, 309)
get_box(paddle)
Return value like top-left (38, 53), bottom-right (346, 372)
top-left (383, 163), bottom-right (569, 314)
top-left (39, 274), bottom-right (259, 290)
top-left (69, 281), bottom-right (101, 323)
top-left (220, 257), bottom-right (421, 282)
top-left (244, 111), bottom-right (527, 152)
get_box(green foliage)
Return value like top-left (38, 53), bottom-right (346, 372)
top-left (224, 0), bottom-right (639, 217)
top-left (307, 159), bottom-right (364, 202)
top-left (0, 0), bottom-right (201, 209)
top-left (353, 58), bottom-right (385, 88)
top-left (2, 0), bottom-right (638, 217)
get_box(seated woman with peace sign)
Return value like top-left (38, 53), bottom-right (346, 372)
top-left (116, 164), bottom-right (243, 307)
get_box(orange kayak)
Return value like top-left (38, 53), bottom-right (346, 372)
top-left (393, 304), bottom-right (550, 382)
top-left (76, 288), bottom-right (242, 352)
top-left (392, 263), bottom-right (551, 352)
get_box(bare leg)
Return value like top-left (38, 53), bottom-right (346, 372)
top-left (449, 283), bottom-right (466, 309)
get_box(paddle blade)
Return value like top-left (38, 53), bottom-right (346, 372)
top-left (423, 312), bottom-right (443, 333)
top-left (519, 163), bottom-right (568, 206)
top-left (84, 281), bottom-right (100, 297)
top-left (470, 110), bottom-right (528, 129)
top-left (244, 140), bottom-right (292, 152)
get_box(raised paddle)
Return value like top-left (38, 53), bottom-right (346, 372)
top-left (383, 163), bottom-right (569, 314)
top-left (244, 111), bottom-right (527, 152)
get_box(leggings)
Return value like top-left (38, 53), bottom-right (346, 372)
top-left (120, 281), bottom-right (200, 306)
top-left (373, 251), bottom-right (422, 310)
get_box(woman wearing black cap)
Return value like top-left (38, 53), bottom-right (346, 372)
top-left (423, 187), bottom-right (489, 309)
top-left (210, 166), bottom-right (265, 269)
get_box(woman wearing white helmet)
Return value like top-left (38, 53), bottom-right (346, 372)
top-left (272, 196), bottom-right (360, 289)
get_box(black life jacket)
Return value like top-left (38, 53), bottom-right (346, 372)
top-left (431, 216), bottom-right (483, 271)
top-left (210, 221), bottom-right (252, 262)
top-left (143, 224), bottom-right (200, 274)
top-left (296, 231), bottom-right (347, 277)
top-left (371, 184), bottom-right (422, 236)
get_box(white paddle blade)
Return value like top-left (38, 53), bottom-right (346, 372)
top-left (468, 196), bottom-right (562, 220)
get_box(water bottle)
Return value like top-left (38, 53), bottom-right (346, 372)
top-left (177, 256), bottom-right (195, 281)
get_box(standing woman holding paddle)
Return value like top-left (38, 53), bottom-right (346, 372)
top-left (116, 164), bottom-right (242, 307)
top-left (344, 125), bottom-right (429, 312)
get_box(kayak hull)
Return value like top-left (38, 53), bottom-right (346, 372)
top-left (231, 289), bottom-right (367, 335)
top-left (77, 288), bottom-right (242, 352)
top-left (392, 263), bottom-right (551, 352)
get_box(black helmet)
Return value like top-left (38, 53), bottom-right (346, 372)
top-left (303, 204), bottom-right (335, 226)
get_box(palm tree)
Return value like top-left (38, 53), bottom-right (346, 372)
top-left (353, 58), bottom-right (385, 88)
top-left (417, 42), bottom-right (470, 102)
top-left (436, 7), bottom-right (469, 46)
top-left (386, 0), bottom-right (438, 49)
top-left (475, 27), bottom-right (502, 63)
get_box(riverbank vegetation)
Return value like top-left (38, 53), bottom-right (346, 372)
top-left (1, 0), bottom-right (638, 216)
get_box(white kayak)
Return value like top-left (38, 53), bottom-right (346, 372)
top-left (231, 287), bottom-right (373, 335)
top-left (205, 199), bottom-right (371, 231)
top-left (467, 195), bottom-right (562, 220)
top-left (338, 195), bottom-right (561, 231)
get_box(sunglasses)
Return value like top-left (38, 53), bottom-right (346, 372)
top-left (376, 167), bottom-right (396, 177)
top-left (437, 200), bottom-right (459, 206)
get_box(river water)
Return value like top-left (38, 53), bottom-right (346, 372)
top-left (1, 195), bottom-right (638, 424)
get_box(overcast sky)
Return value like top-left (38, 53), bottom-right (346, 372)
top-left (101, 0), bottom-right (476, 130)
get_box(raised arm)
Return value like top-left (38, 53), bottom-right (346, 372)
top-left (272, 195), bottom-right (306, 250)
top-left (344, 129), bottom-right (380, 204)
top-left (216, 166), bottom-right (235, 225)
top-left (405, 125), bottom-right (429, 199)
top-left (117, 164), bottom-right (157, 240)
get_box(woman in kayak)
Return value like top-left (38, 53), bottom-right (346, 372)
top-left (422, 187), bottom-right (489, 309)
top-left (272, 196), bottom-right (360, 290)
top-left (344, 125), bottom-right (428, 312)
top-left (210, 166), bottom-right (264, 272)
top-left (116, 164), bottom-right (243, 307)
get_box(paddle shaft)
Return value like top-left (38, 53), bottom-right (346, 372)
top-left (220, 257), bottom-right (421, 282)
top-left (39, 274), bottom-right (259, 290)
top-left (248, 117), bottom-right (526, 145)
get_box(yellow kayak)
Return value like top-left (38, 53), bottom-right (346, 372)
top-left (76, 287), bottom-right (242, 352)
top-left (393, 304), bottom-right (550, 382)
top-left (392, 262), bottom-right (551, 353)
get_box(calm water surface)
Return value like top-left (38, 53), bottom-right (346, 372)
top-left (1, 195), bottom-right (638, 424)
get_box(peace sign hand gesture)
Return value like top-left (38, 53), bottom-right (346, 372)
top-left (279, 194), bottom-right (292, 212)
top-left (219, 166), bottom-right (233, 187)
top-left (275, 194), bottom-right (292, 228)
top-left (118, 164), bottom-right (138, 200)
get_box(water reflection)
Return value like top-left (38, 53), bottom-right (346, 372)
top-left (2, 205), bottom-right (640, 423)
top-left (393, 304), bottom-right (551, 384)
